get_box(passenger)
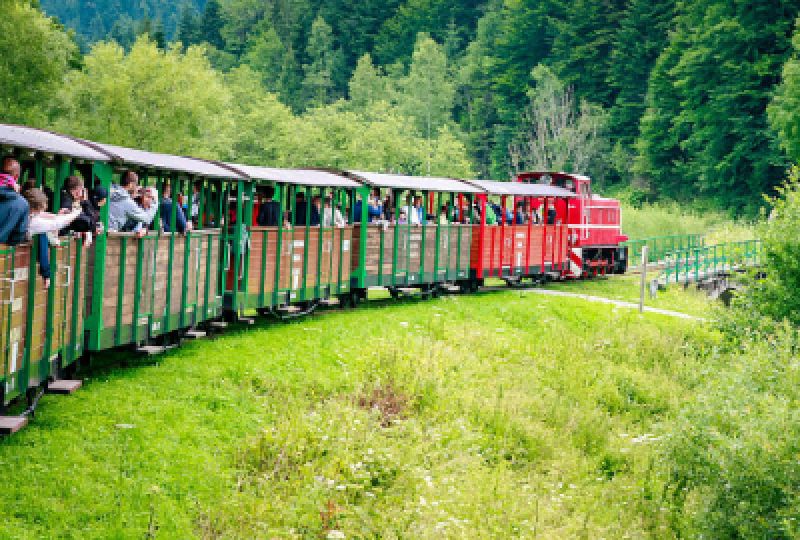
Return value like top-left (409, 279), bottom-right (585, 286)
top-left (60, 175), bottom-right (101, 240)
top-left (189, 181), bottom-right (202, 224)
top-left (0, 157), bottom-right (30, 245)
top-left (91, 186), bottom-right (108, 211)
top-left (322, 197), bottom-right (346, 227)
top-left (368, 190), bottom-right (384, 222)
top-left (413, 195), bottom-right (425, 224)
top-left (401, 194), bottom-right (421, 226)
top-left (546, 204), bottom-right (557, 225)
top-left (515, 201), bottom-right (528, 225)
top-left (294, 192), bottom-right (307, 225)
top-left (354, 190), bottom-right (382, 223)
top-left (310, 196), bottom-right (322, 226)
top-left (130, 187), bottom-right (159, 235)
top-left (382, 194), bottom-right (392, 221)
top-left (160, 183), bottom-right (191, 233)
top-left (23, 188), bottom-right (81, 288)
top-left (438, 205), bottom-right (449, 225)
top-left (256, 186), bottom-right (281, 227)
top-left (108, 170), bottom-right (158, 232)
top-left (485, 202), bottom-right (497, 225)
top-left (397, 209), bottom-right (408, 225)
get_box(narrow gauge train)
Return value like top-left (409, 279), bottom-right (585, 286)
top-left (0, 123), bottom-right (627, 422)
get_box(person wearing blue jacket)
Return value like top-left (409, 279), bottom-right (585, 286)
top-left (0, 157), bottom-right (29, 245)
top-left (159, 183), bottom-right (190, 233)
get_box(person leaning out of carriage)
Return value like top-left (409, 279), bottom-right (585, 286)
top-left (108, 170), bottom-right (158, 235)
top-left (0, 157), bottom-right (30, 245)
top-left (23, 187), bottom-right (81, 289)
top-left (59, 175), bottom-right (104, 246)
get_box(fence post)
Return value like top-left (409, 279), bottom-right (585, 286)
top-left (639, 245), bottom-right (648, 313)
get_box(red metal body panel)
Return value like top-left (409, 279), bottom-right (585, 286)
top-left (468, 193), bottom-right (570, 278)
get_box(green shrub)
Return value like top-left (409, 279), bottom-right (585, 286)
top-left (732, 166), bottom-right (800, 326)
top-left (660, 324), bottom-right (800, 538)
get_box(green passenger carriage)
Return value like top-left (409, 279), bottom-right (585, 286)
top-left (345, 171), bottom-right (482, 299)
top-left (219, 165), bottom-right (360, 317)
top-left (0, 125), bottom-right (109, 406)
top-left (77, 142), bottom-right (242, 351)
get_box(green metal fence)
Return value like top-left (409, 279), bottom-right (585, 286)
top-left (659, 239), bottom-right (762, 285)
top-left (624, 234), bottom-right (706, 266)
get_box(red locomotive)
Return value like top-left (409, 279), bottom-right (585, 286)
top-left (517, 172), bottom-right (628, 277)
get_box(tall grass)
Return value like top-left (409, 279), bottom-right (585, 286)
top-left (621, 202), bottom-right (755, 243)
top-left (0, 289), bottom-right (713, 538)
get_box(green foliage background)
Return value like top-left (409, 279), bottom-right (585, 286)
top-left (9, 0), bottom-right (800, 210)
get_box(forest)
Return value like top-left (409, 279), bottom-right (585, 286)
top-left (7, 0), bottom-right (800, 213)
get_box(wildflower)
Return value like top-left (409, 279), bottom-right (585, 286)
top-left (326, 530), bottom-right (345, 539)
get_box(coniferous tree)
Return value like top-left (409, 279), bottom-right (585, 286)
top-left (243, 23), bottom-right (289, 95)
top-left (200, 0), bottom-right (225, 50)
top-left (177, 3), bottom-right (202, 46)
top-left (606, 0), bottom-right (675, 148)
top-left (399, 33), bottom-right (456, 174)
top-left (456, 2), bottom-right (502, 178)
top-left (637, 0), bottom-right (800, 210)
top-left (348, 54), bottom-right (389, 109)
top-left (549, 0), bottom-right (627, 107)
top-left (770, 22), bottom-right (800, 165)
top-left (301, 16), bottom-right (344, 108)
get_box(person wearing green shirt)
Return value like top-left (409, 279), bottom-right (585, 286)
top-left (483, 200), bottom-right (498, 225)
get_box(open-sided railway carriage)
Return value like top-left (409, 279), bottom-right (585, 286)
top-left (464, 179), bottom-right (574, 288)
top-left (219, 164), bottom-right (360, 317)
top-left (345, 171), bottom-right (481, 299)
top-left (78, 142), bottom-right (236, 351)
top-left (0, 125), bottom-right (110, 406)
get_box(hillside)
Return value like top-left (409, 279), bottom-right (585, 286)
top-left (16, 0), bottom-right (800, 213)
top-left (39, 0), bottom-right (207, 44)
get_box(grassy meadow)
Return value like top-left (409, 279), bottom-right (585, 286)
top-left (0, 284), bottom-right (720, 539)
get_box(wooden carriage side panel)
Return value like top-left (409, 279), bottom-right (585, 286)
top-left (169, 235), bottom-right (187, 317)
top-left (66, 237), bottom-right (87, 354)
top-left (139, 237), bottom-right (155, 319)
top-left (50, 243), bottom-right (72, 353)
top-left (316, 229), bottom-right (329, 287)
top-left (209, 233), bottom-right (221, 302)
top-left (0, 246), bottom-right (31, 383)
top-left (102, 236), bottom-right (142, 327)
top-left (422, 227), bottom-right (438, 277)
top-left (303, 228), bottom-right (321, 290)
top-left (459, 225), bottom-right (472, 272)
top-left (337, 226), bottom-right (353, 286)
top-left (152, 239), bottom-right (170, 321)
top-left (559, 225), bottom-right (569, 266)
top-left (362, 225), bottom-right (394, 279)
top-left (351, 224), bottom-right (362, 274)
top-left (247, 227), bottom-right (270, 295)
top-left (469, 224), bottom-right (482, 271)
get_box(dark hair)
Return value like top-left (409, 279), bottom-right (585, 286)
top-left (120, 170), bottom-right (138, 187)
top-left (1, 156), bottom-right (18, 175)
top-left (66, 175), bottom-right (83, 191)
top-left (23, 187), bottom-right (48, 211)
top-left (263, 186), bottom-right (275, 199)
